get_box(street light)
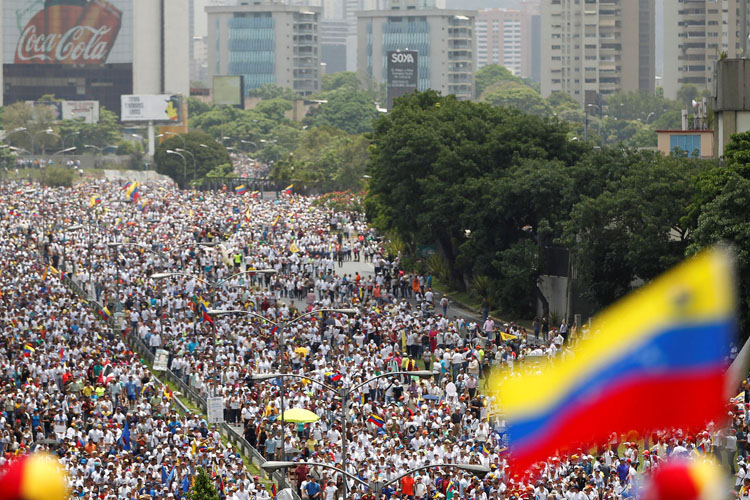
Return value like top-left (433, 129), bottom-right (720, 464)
top-left (175, 148), bottom-right (197, 182)
top-left (150, 269), bottom-right (277, 394)
top-left (166, 149), bottom-right (187, 187)
top-left (250, 367), bottom-right (431, 498)
top-left (52, 147), bottom-right (76, 156)
top-left (162, 132), bottom-right (186, 149)
top-left (261, 461), bottom-right (490, 497)
top-left (584, 104), bottom-right (601, 142)
top-left (63, 131), bottom-right (80, 149)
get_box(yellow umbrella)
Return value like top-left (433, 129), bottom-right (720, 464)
top-left (281, 408), bottom-right (320, 423)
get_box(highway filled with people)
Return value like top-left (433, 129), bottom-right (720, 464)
top-left (0, 178), bottom-right (746, 500)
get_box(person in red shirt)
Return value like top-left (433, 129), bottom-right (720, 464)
top-left (401, 474), bottom-right (415, 499)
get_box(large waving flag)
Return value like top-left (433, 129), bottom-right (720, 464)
top-left (235, 185), bottom-right (247, 195)
top-left (496, 247), bottom-right (736, 473)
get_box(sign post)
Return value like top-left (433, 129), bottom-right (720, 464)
top-left (207, 397), bottom-right (225, 424)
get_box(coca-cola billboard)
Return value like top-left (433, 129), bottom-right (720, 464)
top-left (4, 0), bottom-right (132, 66)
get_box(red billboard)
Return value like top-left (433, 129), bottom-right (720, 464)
top-left (14, 0), bottom-right (123, 65)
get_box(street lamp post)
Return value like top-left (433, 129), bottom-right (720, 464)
top-left (150, 270), bottom-right (277, 395)
top-left (248, 367), bottom-right (432, 499)
top-left (166, 149), bottom-right (187, 187)
top-left (584, 104), bottom-right (601, 142)
top-left (210, 307), bottom-right (357, 426)
top-left (261, 461), bottom-right (489, 497)
top-left (175, 148), bottom-right (197, 182)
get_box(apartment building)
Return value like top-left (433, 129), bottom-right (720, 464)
top-left (207, 3), bottom-right (321, 97)
top-left (541, 0), bottom-right (655, 106)
top-left (663, 0), bottom-right (750, 100)
top-left (475, 1), bottom-right (540, 81)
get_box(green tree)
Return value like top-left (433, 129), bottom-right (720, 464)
top-left (475, 64), bottom-right (524, 98)
top-left (367, 90), bottom-right (586, 314)
top-left (254, 98), bottom-right (293, 122)
top-left (322, 72), bottom-right (361, 91)
top-left (547, 91), bottom-right (580, 111)
top-left (247, 83), bottom-right (297, 101)
top-left (187, 468), bottom-right (220, 500)
top-left (303, 89), bottom-right (379, 134)
top-left (154, 132), bottom-right (230, 187)
top-left (2, 102), bottom-right (58, 153)
top-left (687, 131), bottom-right (750, 339)
top-left (605, 90), bottom-right (679, 123)
top-left (482, 85), bottom-right (552, 117)
top-left (562, 151), bottom-right (702, 309)
top-left (271, 127), bottom-right (370, 191)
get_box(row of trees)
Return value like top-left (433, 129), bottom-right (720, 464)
top-left (365, 91), bottom-right (750, 339)
top-left (475, 64), bottom-right (711, 147)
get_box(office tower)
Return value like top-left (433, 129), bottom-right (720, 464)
top-left (541, 0), bottom-right (655, 106)
top-left (207, 3), bottom-right (321, 96)
top-left (357, 8), bottom-right (476, 100)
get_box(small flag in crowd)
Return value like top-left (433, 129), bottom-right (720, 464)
top-left (235, 185), bottom-right (247, 195)
top-left (368, 414), bottom-right (385, 428)
top-left (99, 307), bottom-right (111, 319)
top-left (115, 218), bottom-right (123, 230)
top-left (125, 182), bottom-right (140, 201)
top-left (23, 344), bottom-right (35, 356)
top-left (495, 247), bottom-right (736, 473)
top-left (251, 190), bottom-right (260, 199)
top-left (89, 194), bottom-right (102, 207)
top-left (271, 215), bottom-right (280, 231)
top-left (283, 184), bottom-right (293, 195)
top-left (198, 296), bottom-right (214, 325)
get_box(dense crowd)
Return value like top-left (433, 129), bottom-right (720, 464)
top-left (0, 178), bottom-right (745, 500)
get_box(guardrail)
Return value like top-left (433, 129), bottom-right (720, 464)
top-left (59, 273), bottom-right (298, 498)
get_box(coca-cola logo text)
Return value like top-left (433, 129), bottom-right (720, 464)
top-left (16, 24), bottom-right (114, 64)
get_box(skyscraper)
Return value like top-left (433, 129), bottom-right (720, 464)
top-left (475, 1), bottom-right (539, 80)
top-left (541, 0), bottom-right (655, 106)
top-left (207, 4), bottom-right (321, 96)
top-left (662, 0), bottom-right (750, 100)
top-left (357, 7), bottom-right (475, 100)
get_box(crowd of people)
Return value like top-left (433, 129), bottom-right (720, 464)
top-left (0, 178), bottom-right (745, 500)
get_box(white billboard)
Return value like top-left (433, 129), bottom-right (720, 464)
top-left (62, 101), bottom-right (100, 123)
top-left (121, 94), bottom-right (182, 122)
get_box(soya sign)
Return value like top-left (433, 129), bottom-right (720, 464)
top-left (11, 0), bottom-right (124, 65)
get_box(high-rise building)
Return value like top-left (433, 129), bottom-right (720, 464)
top-left (541, 0), bottom-right (655, 106)
top-left (0, 0), bottom-right (189, 115)
top-left (662, 0), bottom-right (750, 100)
top-left (356, 8), bottom-right (476, 100)
top-left (191, 0), bottom-right (237, 86)
top-left (207, 3), bottom-right (321, 96)
top-left (475, 1), bottom-right (539, 80)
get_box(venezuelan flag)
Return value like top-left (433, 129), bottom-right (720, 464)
top-left (250, 191), bottom-right (260, 199)
top-left (89, 195), bottom-right (102, 207)
top-left (235, 185), bottom-right (247, 195)
top-left (367, 414), bottom-right (385, 428)
top-left (283, 184), bottom-right (293, 195)
top-left (125, 182), bottom-right (140, 201)
top-left (496, 247), bottom-right (736, 473)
